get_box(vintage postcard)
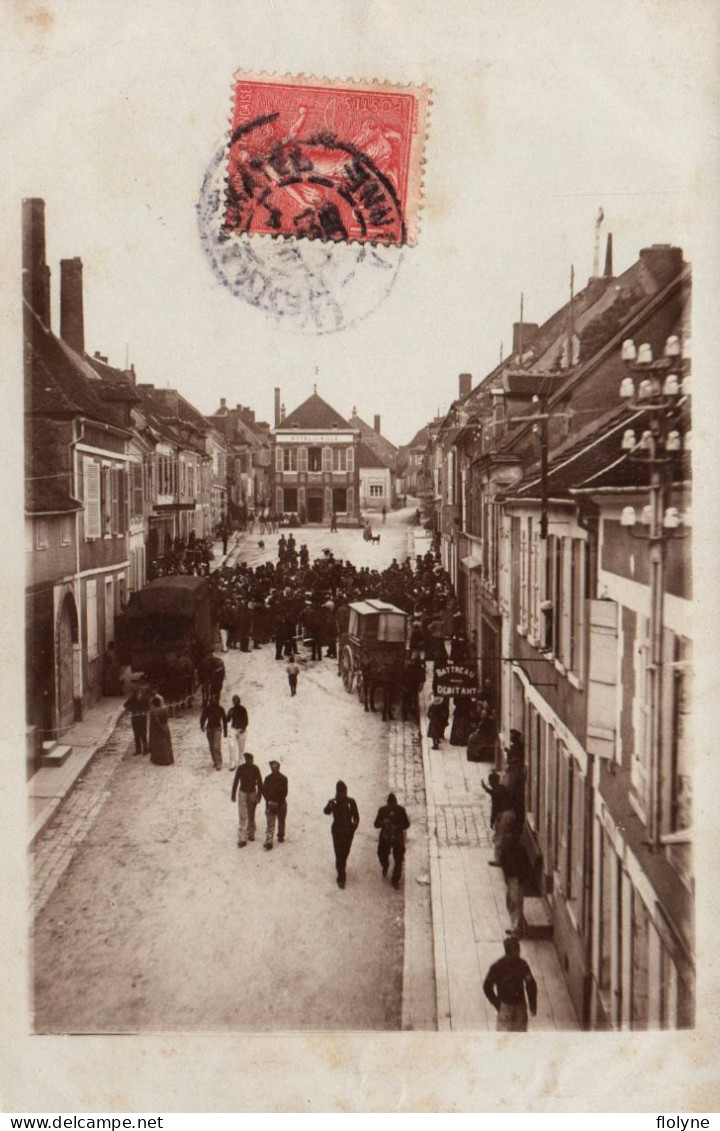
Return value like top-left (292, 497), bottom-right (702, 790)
top-left (2, 0), bottom-right (719, 1116)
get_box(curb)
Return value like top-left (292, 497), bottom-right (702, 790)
top-left (405, 525), bottom-right (453, 1031)
top-left (417, 677), bottom-right (452, 1031)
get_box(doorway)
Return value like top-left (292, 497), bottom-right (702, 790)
top-left (306, 489), bottom-right (324, 524)
top-left (57, 593), bottom-right (79, 730)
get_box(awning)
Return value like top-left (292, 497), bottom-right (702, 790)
top-left (461, 555), bottom-right (483, 570)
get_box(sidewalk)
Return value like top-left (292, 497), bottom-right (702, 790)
top-left (28, 696), bottom-right (126, 847)
top-left (408, 528), bottom-right (579, 1030)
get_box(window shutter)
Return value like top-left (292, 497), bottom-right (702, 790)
top-left (346, 446), bottom-right (354, 472)
top-left (560, 537), bottom-right (572, 663)
top-left (322, 446), bottom-right (332, 473)
top-left (132, 463), bottom-right (143, 516)
top-left (86, 578), bottom-right (98, 659)
top-left (519, 525), bottom-right (527, 632)
top-left (111, 468), bottom-right (120, 533)
top-left (84, 458), bottom-right (101, 540)
top-left (325, 487), bottom-right (333, 516)
top-left (119, 468), bottom-right (128, 533)
top-left (298, 447), bottom-right (308, 473)
top-left (587, 598), bottom-right (619, 759)
top-left (347, 486), bottom-right (354, 516)
top-left (275, 487), bottom-right (283, 513)
top-left (275, 446), bottom-right (283, 473)
top-left (531, 528), bottom-right (540, 642)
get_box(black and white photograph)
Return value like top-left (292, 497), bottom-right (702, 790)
top-left (2, 0), bottom-right (719, 1115)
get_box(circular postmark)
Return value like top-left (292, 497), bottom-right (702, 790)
top-left (197, 143), bottom-right (403, 335)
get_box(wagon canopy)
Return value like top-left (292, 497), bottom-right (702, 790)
top-left (348, 599), bottom-right (408, 643)
top-left (126, 575), bottom-right (209, 619)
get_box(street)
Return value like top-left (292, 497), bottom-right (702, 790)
top-left (31, 509), bottom-right (427, 1032)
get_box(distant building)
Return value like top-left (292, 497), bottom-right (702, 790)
top-left (271, 388), bottom-right (359, 524)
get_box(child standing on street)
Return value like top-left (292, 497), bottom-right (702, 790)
top-left (286, 656), bottom-right (300, 696)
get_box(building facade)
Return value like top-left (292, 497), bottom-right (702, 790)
top-left (271, 390), bottom-right (360, 524)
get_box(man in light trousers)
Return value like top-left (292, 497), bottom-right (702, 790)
top-left (230, 752), bottom-right (263, 847)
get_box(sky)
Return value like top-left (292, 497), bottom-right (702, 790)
top-left (2, 0), bottom-right (718, 449)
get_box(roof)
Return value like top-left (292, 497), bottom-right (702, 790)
top-left (356, 440), bottom-right (390, 469)
top-left (24, 303), bottom-right (126, 429)
top-left (508, 403), bottom-right (690, 500)
top-left (279, 393), bottom-right (351, 431)
top-left (348, 412), bottom-right (398, 462)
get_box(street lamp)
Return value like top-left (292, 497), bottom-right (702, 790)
top-left (619, 334), bottom-right (690, 848)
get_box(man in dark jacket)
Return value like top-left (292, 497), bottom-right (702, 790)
top-left (374, 793), bottom-right (410, 889)
top-left (200, 694), bottom-right (227, 770)
top-left (323, 781), bottom-right (360, 889)
top-left (123, 681), bottom-right (150, 755)
top-left (262, 759), bottom-right (288, 849)
top-left (231, 752), bottom-right (263, 846)
top-left (483, 936), bottom-right (538, 1031)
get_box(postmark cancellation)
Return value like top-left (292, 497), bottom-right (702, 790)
top-left (224, 72), bottom-right (431, 247)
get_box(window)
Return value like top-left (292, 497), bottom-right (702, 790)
top-left (309, 446), bottom-right (323, 472)
top-left (36, 520), bottom-right (49, 550)
top-left (333, 487), bottom-right (348, 513)
top-left (86, 578), bottom-right (98, 660)
top-left (61, 517), bottom-right (72, 546)
top-left (84, 457), bottom-right (101, 540)
top-left (332, 447), bottom-right (347, 472)
top-left (283, 447), bottom-right (298, 472)
top-left (369, 484), bottom-right (384, 497)
top-left (283, 487), bottom-right (298, 512)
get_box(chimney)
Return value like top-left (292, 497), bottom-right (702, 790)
top-left (274, 387), bottom-right (281, 427)
top-left (281, 403), bottom-right (286, 422)
top-left (640, 244), bottom-right (683, 286)
top-left (458, 373), bottom-right (472, 399)
top-left (374, 414), bottom-right (381, 434)
top-left (603, 233), bottom-right (614, 278)
top-left (220, 397), bottom-right (227, 410)
top-left (22, 198), bottom-right (51, 328)
top-left (512, 322), bottom-right (539, 354)
top-left (60, 257), bottom-right (85, 354)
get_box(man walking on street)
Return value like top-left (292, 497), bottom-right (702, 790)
top-left (226, 694), bottom-right (249, 770)
top-left (200, 694), bottom-right (228, 770)
top-left (373, 793), bottom-right (410, 889)
top-left (500, 830), bottom-right (529, 937)
top-left (263, 759), bottom-right (288, 849)
top-left (123, 680), bottom-right (150, 755)
top-left (483, 936), bottom-right (538, 1031)
top-left (323, 781), bottom-right (360, 889)
top-left (230, 752), bottom-right (263, 846)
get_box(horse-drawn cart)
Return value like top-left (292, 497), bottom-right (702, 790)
top-left (339, 599), bottom-right (408, 693)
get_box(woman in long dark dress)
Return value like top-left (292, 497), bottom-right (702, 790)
top-left (449, 695), bottom-right (473, 745)
top-left (148, 694), bottom-right (174, 765)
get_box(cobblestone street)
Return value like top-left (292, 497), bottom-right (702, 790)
top-left (30, 512), bottom-right (432, 1033)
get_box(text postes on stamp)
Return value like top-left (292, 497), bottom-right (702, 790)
top-left (224, 73), bottom-right (430, 247)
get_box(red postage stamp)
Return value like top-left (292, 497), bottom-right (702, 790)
top-left (224, 72), bottom-right (430, 247)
